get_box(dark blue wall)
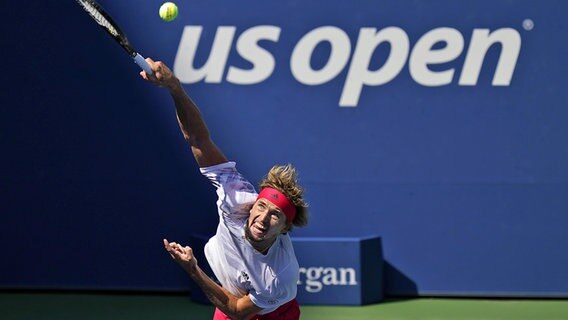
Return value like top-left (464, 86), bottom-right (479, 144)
top-left (1, 0), bottom-right (567, 297)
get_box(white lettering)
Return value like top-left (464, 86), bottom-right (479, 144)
top-left (173, 25), bottom-right (523, 107)
top-left (459, 28), bottom-right (521, 86)
top-left (291, 26), bottom-right (351, 85)
top-left (340, 27), bottom-right (409, 107)
top-left (298, 266), bottom-right (358, 293)
top-left (340, 267), bottom-right (357, 285)
top-left (409, 27), bottom-right (464, 86)
top-left (174, 26), bottom-right (235, 83)
top-left (227, 26), bottom-right (281, 85)
top-left (321, 267), bottom-right (337, 285)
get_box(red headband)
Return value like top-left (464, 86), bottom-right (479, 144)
top-left (257, 187), bottom-right (297, 223)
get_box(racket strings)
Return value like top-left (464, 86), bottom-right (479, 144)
top-left (77, 0), bottom-right (119, 37)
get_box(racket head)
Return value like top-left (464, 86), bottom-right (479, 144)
top-left (76, 0), bottom-right (136, 57)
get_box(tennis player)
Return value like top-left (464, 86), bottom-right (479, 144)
top-left (140, 58), bottom-right (309, 320)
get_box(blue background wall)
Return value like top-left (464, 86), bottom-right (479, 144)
top-left (1, 0), bottom-right (567, 297)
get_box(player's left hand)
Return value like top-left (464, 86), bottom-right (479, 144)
top-left (163, 239), bottom-right (198, 272)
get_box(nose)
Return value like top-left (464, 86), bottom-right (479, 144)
top-left (259, 211), bottom-right (271, 223)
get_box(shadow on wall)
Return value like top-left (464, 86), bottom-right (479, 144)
top-left (383, 260), bottom-right (418, 298)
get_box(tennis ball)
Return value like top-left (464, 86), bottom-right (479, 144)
top-left (159, 2), bottom-right (178, 22)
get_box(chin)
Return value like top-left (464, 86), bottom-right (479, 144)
top-left (252, 235), bottom-right (265, 242)
top-left (252, 231), bottom-right (268, 242)
top-left (245, 226), bottom-right (263, 242)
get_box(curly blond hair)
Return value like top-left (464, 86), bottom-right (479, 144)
top-left (259, 164), bottom-right (309, 230)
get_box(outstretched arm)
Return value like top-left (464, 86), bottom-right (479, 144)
top-left (140, 58), bottom-right (227, 168)
top-left (163, 239), bottom-right (262, 320)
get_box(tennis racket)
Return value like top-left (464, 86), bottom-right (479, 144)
top-left (76, 0), bottom-right (153, 75)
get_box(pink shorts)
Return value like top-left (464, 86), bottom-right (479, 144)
top-left (213, 298), bottom-right (300, 320)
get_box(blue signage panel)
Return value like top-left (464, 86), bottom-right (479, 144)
top-left (293, 236), bottom-right (383, 305)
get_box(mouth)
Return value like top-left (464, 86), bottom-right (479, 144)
top-left (250, 221), bottom-right (268, 238)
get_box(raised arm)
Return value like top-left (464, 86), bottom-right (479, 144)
top-left (140, 58), bottom-right (227, 167)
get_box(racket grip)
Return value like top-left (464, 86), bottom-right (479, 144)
top-left (133, 53), bottom-right (153, 75)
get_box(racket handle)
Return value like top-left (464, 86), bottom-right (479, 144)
top-left (133, 53), bottom-right (153, 75)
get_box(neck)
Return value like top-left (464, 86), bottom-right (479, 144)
top-left (253, 239), bottom-right (274, 254)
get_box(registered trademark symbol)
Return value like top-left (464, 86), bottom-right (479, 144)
top-left (522, 19), bottom-right (534, 31)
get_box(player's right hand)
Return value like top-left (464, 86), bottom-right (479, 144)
top-left (140, 58), bottom-right (180, 91)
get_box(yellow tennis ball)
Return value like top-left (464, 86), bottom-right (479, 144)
top-left (159, 2), bottom-right (178, 22)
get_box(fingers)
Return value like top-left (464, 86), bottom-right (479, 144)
top-left (164, 239), bottom-right (177, 252)
top-left (140, 57), bottom-right (177, 89)
top-left (145, 57), bottom-right (162, 75)
top-left (163, 239), bottom-right (178, 255)
top-left (139, 58), bottom-right (156, 80)
top-left (163, 239), bottom-right (192, 256)
top-left (163, 239), bottom-right (198, 270)
top-left (140, 57), bottom-right (159, 81)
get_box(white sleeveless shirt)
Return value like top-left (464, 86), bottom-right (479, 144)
top-left (200, 162), bottom-right (299, 314)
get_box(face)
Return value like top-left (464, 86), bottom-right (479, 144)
top-left (246, 198), bottom-right (289, 243)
